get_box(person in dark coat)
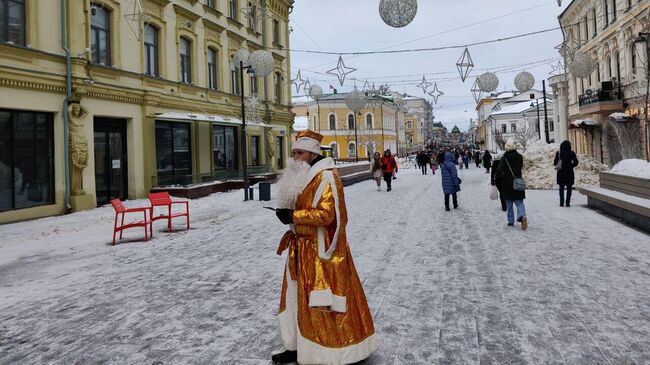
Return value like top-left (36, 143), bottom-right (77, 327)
top-left (417, 151), bottom-right (429, 175)
top-left (436, 149), bottom-right (446, 165)
top-left (482, 150), bottom-right (493, 173)
top-left (440, 152), bottom-right (460, 211)
top-left (553, 140), bottom-right (579, 207)
top-left (490, 156), bottom-right (507, 211)
top-left (495, 141), bottom-right (527, 230)
top-left (474, 150), bottom-right (481, 168)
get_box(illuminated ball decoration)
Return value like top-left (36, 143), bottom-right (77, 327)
top-left (309, 84), bottom-right (323, 101)
top-left (248, 50), bottom-right (275, 77)
top-left (345, 89), bottom-right (367, 112)
top-left (514, 71), bottom-right (535, 92)
top-left (478, 72), bottom-right (499, 92)
top-left (569, 52), bottom-right (596, 78)
top-left (379, 0), bottom-right (418, 28)
top-left (232, 49), bottom-right (250, 66)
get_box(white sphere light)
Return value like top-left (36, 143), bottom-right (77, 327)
top-left (514, 71), bottom-right (535, 92)
top-left (345, 89), bottom-right (367, 112)
top-left (379, 0), bottom-right (418, 28)
top-left (569, 52), bottom-right (595, 78)
top-left (232, 49), bottom-right (250, 66)
top-left (308, 84), bottom-right (323, 101)
top-left (478, 72), bottom-right (499, 92)
top-left (248, 50), bottom-right (275, 77)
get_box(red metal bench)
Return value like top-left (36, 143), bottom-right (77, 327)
top-left (148, 192), bottom-right (190, 236)
top-left (110, 199), bottom-right (150, 245)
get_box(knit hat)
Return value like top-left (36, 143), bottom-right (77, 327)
top-left (505, 140), bottom-right (516, 151)
top-left (292, 130), bottom-right (323, 155)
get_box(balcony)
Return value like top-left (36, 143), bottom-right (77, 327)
top-left (578, 89), bottom-right (623, 114)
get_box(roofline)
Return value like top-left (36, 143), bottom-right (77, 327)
top-left (558, 0), bottom-right (577, 23)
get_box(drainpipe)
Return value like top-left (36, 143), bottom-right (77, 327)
top-left (61, 0), bottom-right (72, 211)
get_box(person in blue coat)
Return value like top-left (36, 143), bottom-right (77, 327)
top-left (440, 152), bottom-right (460, 211)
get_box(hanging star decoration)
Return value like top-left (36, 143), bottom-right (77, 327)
top-left (549, 60), bottom-right (565, 76)
top-left (303, 79), bottom-right (312, 95)
top-left (456, 47), bottom-right (474, 83)
top-left (291, 70), bottom-right (308, 93)
top-left (470, 77), bottom-right (484, 103)
top-left (326, 56), bottom-right (357, 87)
top-left (416, 76), bottom-right (433, 94)
top-left (124, 0), bottom-right (150, 41)
top-left (427, 83), bottom-right (444, 104)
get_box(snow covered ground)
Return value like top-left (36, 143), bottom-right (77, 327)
top-left (1, 166), bottom-right (650, 364)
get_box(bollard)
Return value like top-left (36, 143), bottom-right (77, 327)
top-left (259, 182), bottom-right (271, 201)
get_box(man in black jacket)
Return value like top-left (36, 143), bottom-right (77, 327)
top-left (490, 157), bottom-right (507, 211)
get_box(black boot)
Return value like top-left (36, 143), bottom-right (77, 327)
top-left (271, 350), bottom-right (297, 364)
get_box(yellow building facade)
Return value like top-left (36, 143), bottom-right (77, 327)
top-left (0, 0), bottom-right (295, 224)
top-left (299, 93), bottom-right (400, 160)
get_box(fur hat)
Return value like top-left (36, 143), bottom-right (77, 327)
top-left (292, 130), bottom-right (323, 155)
top-left (505, 140), bottom-right (516, 151)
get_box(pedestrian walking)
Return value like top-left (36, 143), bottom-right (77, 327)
top-left (380, 149), bottom-right (398, 191)
top-left (463, 152), bottom-right (470, 169)
top-left (495, 141), bottom-right (527, 230)
top-left (370, 151), bottom-right (383, 191)
top-left (457, 153), bottom-right (464, 169)
top-left (441, 151), bottom-right (460, 211)
top-left (490, 156), bottom-right (507, 211)
top-left (553, 140), bottom-right (579, 207)
top-left (430, 152), bottom-right (437, 175)
top-left (417, 151), bottom-right (429, 175)
top-left (474, 150), bottom-right (481, 168)
top-left (483, 150), bottom-right (493, 174)
top-left (272, 130), bottom-right (378, 364)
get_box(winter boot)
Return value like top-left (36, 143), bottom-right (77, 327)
top-left (271, 350), bottom-right (297, 364)
top-left (521, 217), bottom-right (528, 231)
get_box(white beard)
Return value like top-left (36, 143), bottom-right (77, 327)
top-left (275, 158), bottom-right (311, 209)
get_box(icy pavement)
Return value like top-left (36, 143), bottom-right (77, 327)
top-left (1, 167), bottom-right (650, 364)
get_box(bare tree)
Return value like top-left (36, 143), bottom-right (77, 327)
top-left (512, 123), bottom-right (539, 152)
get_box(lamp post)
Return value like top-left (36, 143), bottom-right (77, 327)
top-left (634, 32), bottom-right (650, 162)
top-left (531, 101), bottom-right (541, 140)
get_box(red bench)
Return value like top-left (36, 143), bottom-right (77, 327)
top-left (110, 199), bottom-right (150, 245)
top-left (148, 192), bottom-right (190, 236)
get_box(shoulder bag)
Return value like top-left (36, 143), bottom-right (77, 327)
top-left (504, 157), bottom-right (526, 192)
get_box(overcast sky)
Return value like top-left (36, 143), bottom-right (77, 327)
top-left (288, 0), bottom-right (571, 131)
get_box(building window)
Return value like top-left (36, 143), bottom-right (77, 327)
top-left (247, 3), bottom-right (256, 31)
top-left (597, 63), bottom-right (601, 82)
top-left (0, 110), bottom-right (55, 212)
top-left (606, 56), bottom-right (612, 79)
top-left (611, 0), bottom-right (617, 22)
top-left (90, 4), bottom-right (110, 65)
top-left (144, 25), bottom-right (159, 76)
top-left (273, 19), bottom-right (280, 45)
top-left (229, 0), bottom-right (237, 20)
top-left (631, 43), bottom-right (637, 70)
top-left (347, 114), bottom-right (355, 129)
top-left (583, 16), bottom-right (588, 41)
top-left (603, 0), bottom-right (609, 27)
top-left (348, 143), bottom-right (356, 158)
top-left (406, 120), bottom-right (412, 129)
top-left (155, 121), bottom-right (192, 185)
top-left (274, 72), bottom-right (282, 103)
top-left (206, 0), bottom-right (215, 8)
top-left (329, 114), bottom-right (336, 130)
top-left (511, 123), bottom-right (517, 133)
top-left (592, 8), bottom-right (597, 36)
top-left (180, 37), bottom-right (192, 83)
top-left (231, 63), bottom-right (240, 95)
top-left (208, 47), bottom-right (218, 90)
top-left (250, 135), bottom-right (260, 166)
top-left (366, 113), bottom-right (373, 129)
top-left (250, 74), bottom-right (258, 94)
top-left (331, 143), bottom-right (338, 158)
top-left (615, 51), bottom-right (620, 81)
top-left (0, 0), bottom-right (25, 45)
top-left (276, 136), bottom-right (283, 168)
top-left (213, 125), bottom-right (237, 172)
top-left (501, 124), bottom-right (507, 133)
top-left (549, 120), bottom-right (554, 132)
top-left (627, 0), bottom-right (632, 10)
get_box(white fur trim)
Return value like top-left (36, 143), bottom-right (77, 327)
top-left (292, 137), bottom-right (321, 154)
top-left (312, 170), bottom-right (341, 261)
top-left (308, 289), bottom-right (347, 313)
top-left (278, 260), bottom-right (298, 351)
top-left (297, 333), bottom-right (379, 365)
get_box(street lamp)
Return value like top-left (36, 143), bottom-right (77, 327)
top-left (232, 49), bottom-right (274, 200)
top-left (634, 32), bottom-right (650, 162)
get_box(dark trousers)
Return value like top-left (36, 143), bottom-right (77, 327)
top-left (475, 160), bottom-right (480, 167)
top-left (496, 185), bottom-right (507, 211)
top-left (383, 173), bottom-right (393, 188)
top-left (560, 185), bottom-right (573, 206)
top-left (485, 166), bottom-right (491, 173)
top-left (421, 164), bottom-right (427, 174)
top-left (444, 193), bottom-right (458, 209)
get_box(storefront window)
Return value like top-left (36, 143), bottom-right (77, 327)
top-left (0, 110), bottom-right (54, 212)
top-left (213, 125), bottom-right (238, 172)
top-left (276, 136), bottom-right (283, 168)
top-left (250, 135), bottom-right (260, 166)
top-left (155, 121), bottom-right (192, 185)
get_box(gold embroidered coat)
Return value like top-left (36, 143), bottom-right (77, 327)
top-left (276, 158), bottom-right (377, 365)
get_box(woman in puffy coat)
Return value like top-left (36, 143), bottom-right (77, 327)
top-left (440, 152), bottom-right (460, 211)
top-left (553, 140), bottom-right (579, 207)
top-left (370, 152), bottom-right (383, 191)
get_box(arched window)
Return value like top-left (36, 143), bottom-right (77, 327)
top-left (0, 0), bottom-right (25, 45)
top-left (329, 114), bottom-right (336, 130)
top-left (366, 113), bottom-right (373, 129)
top-left (348, 142), bottom-right (356, 158)
top-left (347, 114), bottom-right (355, 129)
top-left (180, 37), bottom-right (192, 83)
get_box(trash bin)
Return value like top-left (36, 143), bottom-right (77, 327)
top-left (259, 182), bottom-right (271, 201)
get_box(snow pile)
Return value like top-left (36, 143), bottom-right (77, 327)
top-left (610, 159), bottom-right (650, 179)
top-left (521, 140), bottom-right (609, 190)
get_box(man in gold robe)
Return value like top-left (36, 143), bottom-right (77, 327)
top-left (272, 130), bottom-right (378, 364)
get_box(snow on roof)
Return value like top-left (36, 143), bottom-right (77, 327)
top-left (571, 118), bottom-right (600, 127)
top-left (491, 101), bottom-right (535, 115)
top-left (609, 112), bottom-right (637, 122)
